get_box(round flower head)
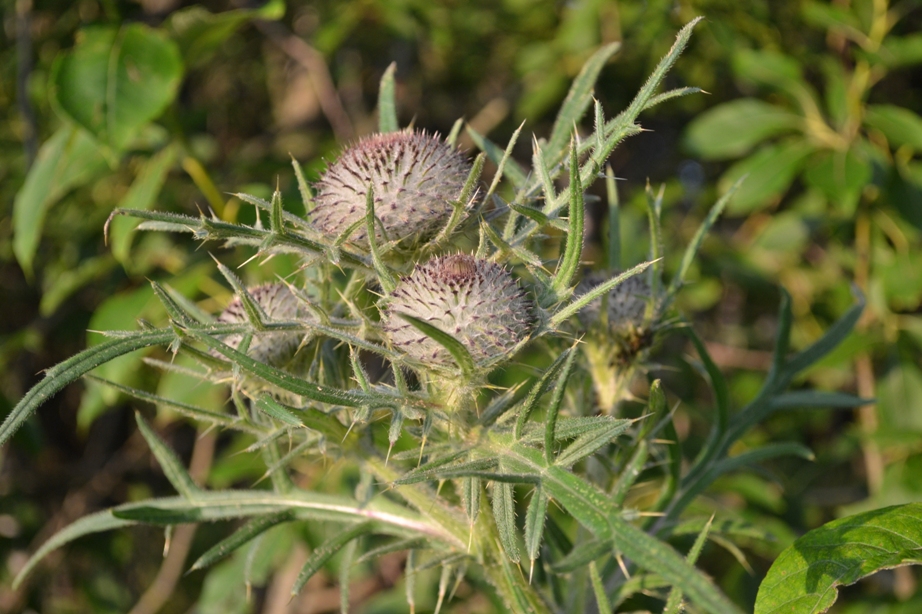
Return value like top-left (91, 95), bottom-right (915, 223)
top-left (577, 272), bottom-right (649, 332)
top-left (311, 130), bottom-right (472, 248)
top-left (215, 283), bottom-right (307, 367)
top-left (384, 254), bottom-right (534, 368)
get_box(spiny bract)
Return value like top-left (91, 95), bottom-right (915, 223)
top-left (311, 130), bottom-right (472, 247)
top-left (215, 283), bottom-right (307, 367)
top-left (383, 254), bottom-right (535, 367)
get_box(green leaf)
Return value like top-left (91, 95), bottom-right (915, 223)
top-left (51, 24), bottom-right (183, 151)
top-left (492, 481), bottom-right (520, 563)
top-left (134, 413), bottom-right (202, 499)
top-left (865, 33), bottom-right (922, 68)
top-left (13, 510), bottom-right (137, 589)
top-left (12, 125), bottom-right (108, 275)
top-left (254, 395), bottom-right (304, 428)
top-left (864, 104), bottom-right (922, 151)
top-left (546, 42), bottom-right (621, 160)
top-left (550, 538), bottom-right (611, 572)
top-left (770, 391), bottom-right (872, 411)
top-left (378, 62), bottom-right (399, 133)
top-left (110, 144), bottom-right (179, 265)
top-left (720, 141), bottom-right (814, 214)
top-left (551, 141), bottom-right (585, 297)
top-left (513, 349), bottom-right (573, 439)
top-left (732, 49), bottom-right (806, 100)
top-left (589, 560), bottom-right (612, 614)
top-left (544, 344), bottom-right (579, 463)
top-left (396, 457), bottom-right (496, 485)
top-left (524, 486), bottom-right (548, 568)
top-left (665, 515), bottom-right (714, 614)
top-left (397, 314), bottom-right (475, 376)
top-left (1, 329), bottom-right (176, 447)
top-left (685, 99), bottom-right (801, 160)
top-left (365, 187), bottom-right (398, 293)
top-left (187, 329), bottom-right (379, 408)
top-left (498, 440), bottom-right (742, 614)
top-left (16, 489), bottom-right (453, 589)
top-left (550, 260), bottom-right (654, 327)
top-left (466, 126), bottom-right (528, 188)
top-left (668, 178), bottom-right (741, 303)
top-left (190, 511), bottom-right (294, 572)
top-left (755, 503), bottom-right (922, 614)
top-left (292, 522), bottom-right (375, 596)
top-left (165, 1), bottom-right (283, 68)
top-left (554, 417), bottom-right (633, 467)
top-left (803, 149), bottom-right (871, 215)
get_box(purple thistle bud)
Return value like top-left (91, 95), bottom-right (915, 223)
top-left (311, 130), bottom-right (472, 247)
top-left (384, 254), bottom-right (535, 367)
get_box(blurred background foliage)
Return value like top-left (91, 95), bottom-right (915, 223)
top-left (1, 0), bottom-right (920, 611)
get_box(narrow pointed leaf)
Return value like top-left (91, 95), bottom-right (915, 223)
top-left (514, 348), bottom-right (573, 439)
top-left (488, 120), bottom-right (525, 199)
top-left (365, 187), bottom-right (398, 293)
top-left (466, 126), bottom-right (527, 187)
top-left (397, 314), bottom-right (475, 376)
top-left (554, 418), bottom-right (633, 467)
top-left (524, 486), bottom-right (548, 564)
top-left (190, 511), bottom-right (294, 571)
top-left (1, 328), bottom-right (176, 447)
top-left (13, 510), bottom-right (137, 589)
top-left (493, 481), bottom-right (520, 562)
top-left (589, 561), bottom-right (612, 613)
top-left (378, 62), bottom-right (399, 133)
top-left (547, 41), bottom-right (621, 158)
top-left (292, 521), bottom-right (375, 596)
top-left (550, 260), bottom-right (655, 326)
top-left (187, 329), bottom-right (374, 407)
top-left (552, 141), bottom-right (585, 296)
top-left (135, 413), bottom-right (202, 499)
top-left (544, 343), bottom-right (579, 463)
top-left (396, 458), bottom-right (497, 485)
top-left (255, 394), bottom-right (304, 428)
top-left (664, 515), bottom-right (713, 614)
top-left (550, 538), bottom-right (611, 572)
top-left (291, 155), bottom-right (315, 213)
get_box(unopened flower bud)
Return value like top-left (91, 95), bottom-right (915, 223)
top-left (577, 272), bottom-right (649, 332)
top-left (311, 130), bottom-right (472, 247)
top-left (384, 254), bottom-right (534, 367)
top-left (216, 283), bottom-right (306, 367)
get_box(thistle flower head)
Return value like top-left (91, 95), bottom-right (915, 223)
top-left (577, 272), bottom-right (650, 333)
top-left (215, 283), bottom-right (307, 367)
top-left (383, 254), bottom-right (534, 368)
top-left (311, 130), bottom-right (472, 248)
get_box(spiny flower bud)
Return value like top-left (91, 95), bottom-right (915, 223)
top-left (577, 272), bottom-right (650, 332)
top-left (384, 254), bottom-right (534, 368)
top-left (215, 283), bottom-right (307, 367)
top-left (311, 130), bottom-right (472, 247)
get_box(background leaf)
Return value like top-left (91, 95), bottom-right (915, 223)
top-left (755, 503), bottom-right (922, 614)
top-left (51, 24), bottom-right (183, 151)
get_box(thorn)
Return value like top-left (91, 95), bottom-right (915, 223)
top-left (616, 553), bottom-right (631, 579)
top-left (417, 435), bottom-right (427, 467)
top-left (468, 524), bottom-right (474, 552)
top-left (246, 581), bottom-right (252, 604)
top-left (529, 559), bottom-right (534, 584)
top-left (385, 442), bottom-right (393, 466)
top-left (343, 419), bottom-right (357, 443)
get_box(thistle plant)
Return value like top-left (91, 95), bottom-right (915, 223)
top-left (2, 20), bottom-right (866, 614)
